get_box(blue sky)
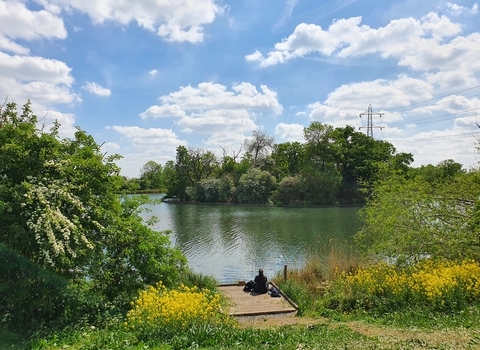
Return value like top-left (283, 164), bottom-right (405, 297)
top-left (1, 0), bottom-right (480, 178)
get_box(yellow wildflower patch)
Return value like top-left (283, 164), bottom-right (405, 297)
top-left (125, 282), bottom-right (229, 335)
top-left (340, 259), bottom-right (480, 310)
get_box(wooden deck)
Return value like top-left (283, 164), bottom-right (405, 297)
top-left (217, 282), bottom-right (298, 317)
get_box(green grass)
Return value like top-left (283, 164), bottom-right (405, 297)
top-left (5, 253), bottom-right (480, 350)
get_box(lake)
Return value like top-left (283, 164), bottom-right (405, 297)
top-left (140, 194), bottom-right (362, 284)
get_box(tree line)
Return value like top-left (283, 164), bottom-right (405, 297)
top-left (127, 122), bottom-right (415, 205)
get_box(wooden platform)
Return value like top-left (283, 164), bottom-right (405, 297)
top-left (217, 282), bottom-right (298, 316)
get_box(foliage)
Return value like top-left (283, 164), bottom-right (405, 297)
top-left (323, 259), bottom-right (480, 314)
top-left (154, 122), bottom-right (414, 205)
top-left (273, 176), bottom-right (303, 205)
top-left (138, 160), bottom-right (165, 191)
top-left (356, 170), bottom-right (480, 261)
top-left (125, 282), bottom-right (231, 342)
top-left (88, 195), bottom-right (187, 307)
top-left (0, 244), bottom-right (123, 336)
top-left (0, 101), bottom-right (187, 332)
top-left (170, 146), bottom-right (219, 199)
top-left (271, 142), bottom-right (306, 179)
top-left (235, 168), bottom-right (276, 204)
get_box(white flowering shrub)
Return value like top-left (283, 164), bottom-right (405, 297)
top-left (22, 174), bottom-right (97, 267)
top-left (0, 101), bottom-right (186, 313)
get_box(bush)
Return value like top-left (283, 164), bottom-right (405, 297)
top-left (236, 168), bottom-right (276, 204)
top-left (0, 244), bottom-right (119, 336)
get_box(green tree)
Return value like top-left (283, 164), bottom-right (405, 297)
top-left (355, 169), bottom-right (480, 261)
top-left (273, 176), bottom-right (303, 205)
top-left (271, 142), bottom-right (306, 179)
top-left (173, 146), bottom-right (219, 199)
top-left (138, 160), bottom-right (164, 190)
top-left (236, 168), bottom-right (276, 204)
top-left (304, 122), bottom-right (336, 172)
top-left (0, 101), bottom-right (186, 303)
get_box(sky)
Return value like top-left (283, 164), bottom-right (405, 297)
top-left (1, 0), bottom-right (480, 178)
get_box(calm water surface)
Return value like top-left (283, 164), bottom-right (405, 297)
top-left (140, 194), bottom-right (362, 283)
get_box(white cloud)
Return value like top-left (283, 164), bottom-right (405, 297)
top-left (0, 52), bottom-right (74, 85)
top-left (40, 108), bottom-right (76, 137)
top-left (149, 69), bottom-right (159, 79)
top-left (305, 75), bottom-right (433, 127)
top-left (108, 126), bottom-right (187, 174)
top-left (82, 82), bottom-right (111, 97)
top-left (102, 142), bottom-right (121, 151)
top-left (157, 82), bottom-right (283, 114)
top-left (0, 1), bottom-right (66, 54)
top-left (272, 0), bottom-right (299, 31)
top-left (178, 109), bottom-right (256, 135)
top-left (0, 52), bottom-right (79, 105)
top-left (387, 124), bottom-right (479, 169)
top-left (444, 2), bottom-right (478, 15)
top-left (245, 11), bottom-right (479, 75)
top-left (39, 0), bottom-right (224, 43)
top-left (109, 125), bottom-right (186, 149)
top-left (245, 50), bottom-right (264, 63)
top-left (275, 122), bottom-right (304, 142)
top-left (140, 104), bottom-right (187, 119)
top-left (140, 82), bottom-right (282, 148)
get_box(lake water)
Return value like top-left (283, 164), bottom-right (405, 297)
top-left (140, 194), bottom-right (362, 284)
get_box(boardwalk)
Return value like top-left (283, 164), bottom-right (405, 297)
top-left (217, 282), bottom-right (298, 317)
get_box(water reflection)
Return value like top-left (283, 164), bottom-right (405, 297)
top-left (140, 194), bottom-right (361, 283)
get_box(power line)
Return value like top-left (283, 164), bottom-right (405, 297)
top-left (385, 85), bottom-right (480, 112)
top-left (385, 131), bottom-right (479, 142)
top-left (388, 107), bottom-right (480, 128)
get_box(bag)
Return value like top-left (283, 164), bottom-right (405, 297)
top-left (268, 287), bottom-right (280, 297)
top-left (243, 280), bottom-right (255, 292)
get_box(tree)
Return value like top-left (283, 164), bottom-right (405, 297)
top-left (138, 160), bottom-right (164, 190)
top-left (0, 101), bottom-right (186, 302)
top-left (244, 130), bottom-right (275, 166)
top-left (303, 122), bottom-right (335, 172)
top-left (236, 168), bottom-right (276, 204)
top-left (355, 169), bottom-right (480, 261)
top-left (271, 142), bottom-right (306, 179)
top-left (176, 146), bottom-right (218, 183)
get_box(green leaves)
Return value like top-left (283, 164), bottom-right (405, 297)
top-left (0, 101), bottom-right (186, 306)
top-left (356, 169), bottom-right (480, 261)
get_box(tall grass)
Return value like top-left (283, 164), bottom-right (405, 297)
top-left (274, 239), bottom-right (360, 315)
top-left (274, 241), bottom-right (480, 326)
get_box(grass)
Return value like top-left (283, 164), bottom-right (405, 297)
top-left (4, 246), bottom-right (480, 349)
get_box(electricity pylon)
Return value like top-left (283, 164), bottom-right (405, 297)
top-left (359, 104), bottom-right (384, 138)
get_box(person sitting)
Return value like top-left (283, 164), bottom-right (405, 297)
top-left (253, 268), bottom-right (268, 294)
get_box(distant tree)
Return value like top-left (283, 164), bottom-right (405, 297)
top-left (271, 142), bottom-right (306, 179)
top-left (244, 130), bottom-right (275, 166)
top-left (138, 160), bottom-right (164, 190)
top-left (273, 176), bottom-right (303, 205)
top-left (412, 159), bottom-right (464, 183)
top-left (236, 168), bottom-right (276, 204)
top-left (303, 122), bottom-right (335, 172)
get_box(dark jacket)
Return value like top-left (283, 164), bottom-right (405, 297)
top-left (254, 274), bottom-right (268, 294)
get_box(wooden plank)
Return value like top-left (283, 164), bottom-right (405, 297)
top-left (217, 283), bottom-right (298, 316)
